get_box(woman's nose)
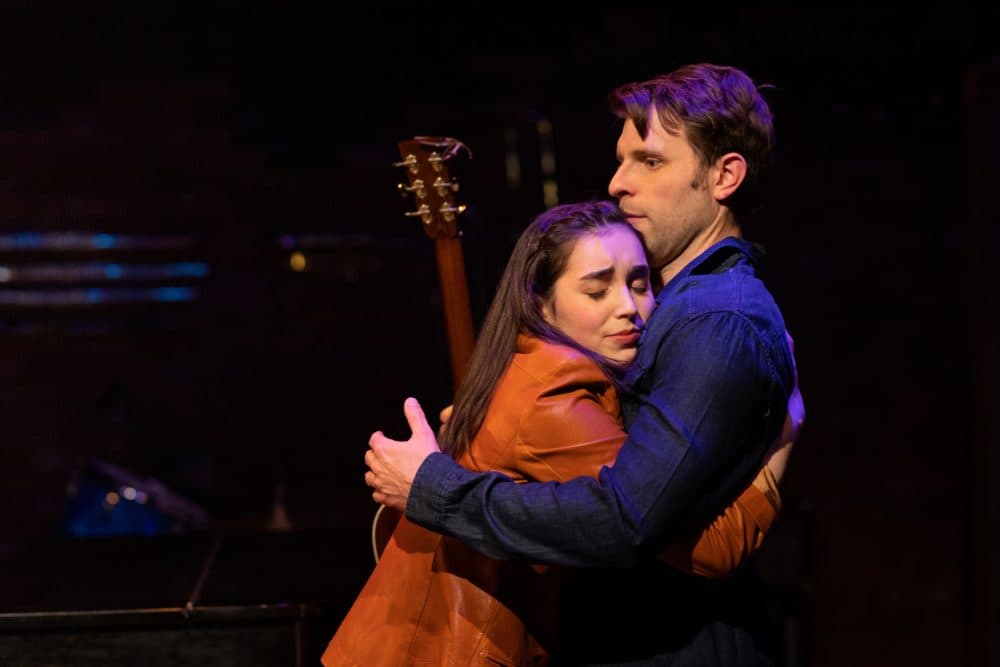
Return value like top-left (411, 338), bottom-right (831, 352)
top-left (615, 287), bottom-right (638, 317)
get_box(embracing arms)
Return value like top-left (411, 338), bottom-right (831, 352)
top-left (366, 315), bottom-right (798, 567)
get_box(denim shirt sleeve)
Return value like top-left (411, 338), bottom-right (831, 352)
top-left (406, 311), bottom-right (785, 567)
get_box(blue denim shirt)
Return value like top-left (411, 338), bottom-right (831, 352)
top-left (408, 237), bottom-right (795, 568)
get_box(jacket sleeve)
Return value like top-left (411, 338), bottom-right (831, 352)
top-left (511, 356), bottom-right (626, 483)
top-left (406, 312), bottom-right (790, 567)
top-left (657, 465), bottom-right (781, 578)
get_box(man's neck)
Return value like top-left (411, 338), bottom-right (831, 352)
top-left (658, 214), bottom-right (742, 286)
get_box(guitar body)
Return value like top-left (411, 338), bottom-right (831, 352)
top-left (371, 136), bottom-right (476, 563)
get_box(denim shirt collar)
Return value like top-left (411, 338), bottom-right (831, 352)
top-left (622, 237), bottom-right (762, 392)
top-left (655, 236), bottom-right (762, 307)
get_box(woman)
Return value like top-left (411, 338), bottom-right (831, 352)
top-left (323, 200), bottom-right (794, 666)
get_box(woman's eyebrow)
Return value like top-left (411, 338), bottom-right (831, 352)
top-left (627, 265), bottom-right (650, 280)
top-left (578, 266), bottom-right (614, 281)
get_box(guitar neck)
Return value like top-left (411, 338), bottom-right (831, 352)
top-left (434, 236), bottom-right (475, 390)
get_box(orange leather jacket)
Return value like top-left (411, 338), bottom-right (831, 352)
top-left (323, 335), bottom-right (780, 666)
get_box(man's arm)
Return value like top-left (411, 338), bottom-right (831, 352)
top-left (368, 313), bottom-right (792, 567)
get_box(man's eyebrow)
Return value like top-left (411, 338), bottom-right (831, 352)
top-left (579, 266), bottom-right (614, 281)
top-left (633, 149), bottom-right (664, 160)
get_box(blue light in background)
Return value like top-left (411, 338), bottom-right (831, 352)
top-left (92, 233), bottom-right (115, 249)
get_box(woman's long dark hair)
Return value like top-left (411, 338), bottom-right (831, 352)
top-left (441, 199), bottom-right (643, 459)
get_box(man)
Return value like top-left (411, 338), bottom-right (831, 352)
top-left (366, 63), bottom-right (798, 664)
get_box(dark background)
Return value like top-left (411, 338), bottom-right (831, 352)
top-left (0, 5), bottom-right (995, 666)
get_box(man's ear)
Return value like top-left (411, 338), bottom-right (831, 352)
top-left (711, 152), bottom-right (747, 202)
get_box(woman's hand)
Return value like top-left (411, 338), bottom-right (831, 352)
top-left (764, 330), bottom-right (805, 484)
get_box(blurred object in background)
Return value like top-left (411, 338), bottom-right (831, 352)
top-left (62, 458), bottom-right (210, 537)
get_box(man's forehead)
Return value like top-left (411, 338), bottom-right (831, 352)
top-left (617, 116), bottom-right (681, 154)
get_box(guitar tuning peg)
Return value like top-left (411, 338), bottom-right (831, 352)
top-left (398, 179), bottom-right (426, 200)
top-left (392, 154), bottom-right (419, 174)
top-left (432, 177), bottom-right (459, 197)
top-left (438, 203), bottom-right (467, 222)
top-left (404, 204), bottom-right (433, 225)
top-left (426, 152), bottom-right (446, 173)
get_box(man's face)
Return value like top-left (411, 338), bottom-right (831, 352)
top-left (608, 107), bottom-right (720, 281)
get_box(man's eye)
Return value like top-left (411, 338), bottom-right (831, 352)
top-left (644, 158), bottom-right (661, 168)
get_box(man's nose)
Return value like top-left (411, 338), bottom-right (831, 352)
top-left (608, 165), bottom-right (630, 199)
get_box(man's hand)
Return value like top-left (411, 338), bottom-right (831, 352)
top-left (365, 397), bottom-right (442, 511)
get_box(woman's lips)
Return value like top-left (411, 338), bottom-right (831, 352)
top-left (608, 330), bottom-right (640, 345)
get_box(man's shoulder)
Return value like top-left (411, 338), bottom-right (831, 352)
top-left (638, 240), bottom-right (790, 378)
top-left (657, 251), bottom-right (781, 323)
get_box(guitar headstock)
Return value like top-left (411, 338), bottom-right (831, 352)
top-left (394, 136), bottom-right (472, 240)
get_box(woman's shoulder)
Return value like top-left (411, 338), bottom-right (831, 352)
top-left (513, 334), bottom-right (609, 387)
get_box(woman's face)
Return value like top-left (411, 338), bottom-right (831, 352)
top-left (542, 225), bottom-right (655, 365)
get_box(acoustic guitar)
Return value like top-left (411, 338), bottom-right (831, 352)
top-left (371, 136), bottom-right (476, 562)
